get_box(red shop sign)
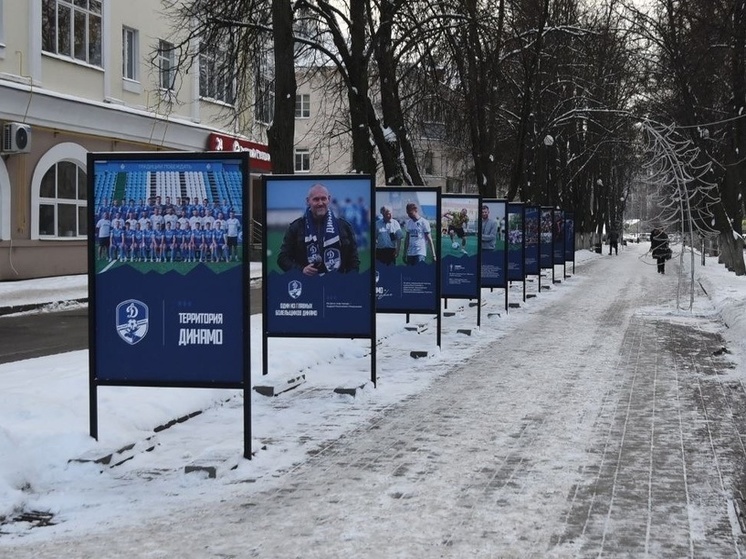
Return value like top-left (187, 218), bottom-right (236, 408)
top-left (207, 133), bottom-right (272, 172)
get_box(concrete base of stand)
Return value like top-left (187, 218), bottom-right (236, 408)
top-left (333, 382), bottom-right (371, 398)
top-left (410, 350), bottom-right (429, 359)
top-left (253, 373), bottom-right (306, 397)
top-left (69, 435), bottom-right (159, 470)
top-left (456, 329), bottom-right (472, 336)
top-left (184, 455), bottom-right (241, 479)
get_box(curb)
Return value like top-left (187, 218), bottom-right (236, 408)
top-left (0, 297), bottom-right (88, 317)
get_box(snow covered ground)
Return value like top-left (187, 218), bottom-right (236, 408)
top-left (1, 244), bottom-right (745, 557)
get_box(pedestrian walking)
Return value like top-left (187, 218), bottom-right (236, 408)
top-left (650, 226), bottom-right (670, 274)
top-left (608, 230), bottom-right (619, 255)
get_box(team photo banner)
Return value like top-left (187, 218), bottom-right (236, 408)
top-left (89, 151), bottom-right (250, 387)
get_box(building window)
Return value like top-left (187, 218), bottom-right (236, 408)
top-left (200, 46), bottom-right (235, 105)
top-left (423, 151), bottom-right (434, 175)
top-left (255, 75), bottom-right (274, 123)
top-left (38, 161), bottom-right (87, 238)
top-left (158, 39), bottom-right (175, 90)
top-left (421, 96), bottom-right (446, 139)
top-left (294, 149), bottom-right (310, 172)
top-left (254, 48), bottom-right (274, 124)
top-left (122, 27), bottom-right (138, 81)
top-left (41, 0), bottom-right (102, 66)
top-left (446, 178), bottom-right (464, 194)
top-left (295, 94), bottom-right (310, 118)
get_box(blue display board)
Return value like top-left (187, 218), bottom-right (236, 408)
top-left (480, 199), bottom-right (507, 288)
top-left (564, 211), bottom-right (575, 262)
top-left (264, 175), bottom-right (375, 337)
top-left (440, 195), bottom-right (480, 299)
top-left (539, 207), bottom-right (554, 269)
top-left (89, 152), bottom-right (250, 387)
top-left (524, 206), bottom-right (540, 276)
top-left (552, 209), bottom-right (565, 264)
top-left (374, 187), bottom-right (440, 313)
top-left (507, 203), bottom-right (525, 282)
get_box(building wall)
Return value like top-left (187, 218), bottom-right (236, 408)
top-left (293, 67), bottom-right (469, 192)
top-left (294, 68), bottom-right (354, 177)
top-left (0, 0), bottom-right (268, 280)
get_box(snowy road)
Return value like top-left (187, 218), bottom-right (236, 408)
top-left (4, 245), bottom-right (745, 558)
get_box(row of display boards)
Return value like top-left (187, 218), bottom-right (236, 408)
top-left (87, 151), bottom-right (576, 458)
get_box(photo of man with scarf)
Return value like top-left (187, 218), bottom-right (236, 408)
top-left (277, 183), bottom-right (360, 276)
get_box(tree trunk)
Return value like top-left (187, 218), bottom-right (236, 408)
top-left (718, 232), bottom-right (746, 275)
top-left (372, 0), bottom-right (424, 186)
top-left (266, 0), bottom-right (296, 174)
top-left (347, 0), bottom-right (377, 174)
top-left (507, 0), bottom-right (549, 202)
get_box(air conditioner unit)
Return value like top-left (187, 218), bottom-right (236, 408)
top-left (2, 123), bottom-right (31, 153)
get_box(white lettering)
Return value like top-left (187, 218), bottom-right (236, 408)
top-left (178, 313), bottom-right (224, 325)
top-left (178, 328), bottom-right (224, 345)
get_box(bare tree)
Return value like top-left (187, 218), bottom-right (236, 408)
top-left (641, 120), bottom-right (721, 308)
top-left (159, 1), bottom-right (298, 173)
top-left (628, 0), bottom-right (746, 274)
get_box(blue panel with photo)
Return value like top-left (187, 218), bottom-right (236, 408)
top-left (264, 175), bottom-right (374, 337)
top-left (90, 152), bottom-right (249, 387)
top-left (480, 199), bottom-right (507, 288)
top-left (374, 188), bottom-right (440, 313)
top-left (440, 195), bottom-right (480, 299)
top-left (507, 203), bottom-right (525, 282)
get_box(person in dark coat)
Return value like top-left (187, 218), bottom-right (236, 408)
top-left (608, 230), bottom-right (619, 255)
top-left (277, 183), bottom-right (360, 276)
top-left (650, 227), bottom-right (669, 274)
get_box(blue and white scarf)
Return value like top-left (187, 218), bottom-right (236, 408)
top-left (304, 208), bottom-right (342, 273)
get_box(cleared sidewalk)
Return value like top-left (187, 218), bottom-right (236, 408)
top-left (3, 246), bottom-right (745, 558)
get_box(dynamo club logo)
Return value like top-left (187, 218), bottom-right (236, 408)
top-left (288, 279), bottom-right (302, 299)
top-left (116, 299), bottom-right (149, 345)
top-left (324, 248), bottom-right (341, 272)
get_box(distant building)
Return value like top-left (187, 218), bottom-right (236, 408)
top-left (291, 66), bottom-right (473, 193)
top-left (0, 1), bottom-right (270, 280)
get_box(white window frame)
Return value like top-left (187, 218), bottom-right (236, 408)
top-left (199, 46), bottom-right (235, 105)
top-left (255, 70), bottom-right (274, 124)
top-left (122, 26), bottom-right (138, 82)
top-left (294, 149), bottom-right (311, 173)
top-left (41, 0), bottom-right (102, 67)
top-left (295, 93), bottom-right (310, 118)
top-left (38, 161), bottom-right (87, 239)
top-left (423, 150), bottom-right (434, 176)
top-left (158, 39), bottom-right (175, 91)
